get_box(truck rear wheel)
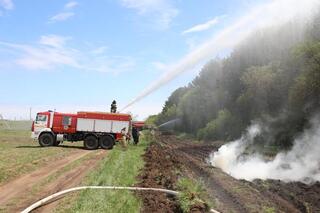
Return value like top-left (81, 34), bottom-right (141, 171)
top-left (99, 135), bottom-right (114, 149)
top-left (84, 135), bottom-right (99, 150)
top-left (39, 133), bottom-right (54, 147)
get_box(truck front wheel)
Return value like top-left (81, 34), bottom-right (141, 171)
top-left (99, 135), bottom-right (114, 150)
top-left (84, 135), bottom-right (99, 150)
top-left (39, 133), bottom-right (55, 147)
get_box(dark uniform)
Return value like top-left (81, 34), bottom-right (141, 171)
top-left (110, 100), bottom-right (117, 113)
top-left (132, 127), bottom-right (139, 145)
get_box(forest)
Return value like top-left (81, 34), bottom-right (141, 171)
top-left (148, 11), bottom-right (320, 149)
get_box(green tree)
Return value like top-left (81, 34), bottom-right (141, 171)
top-left (289, 41), bottom-right (320, 114)
top-left (239, 63), bottom-right (287, 118)
top-left (197, 109), bottom-right (238, 141)
top-left (145, 115), bottom-right (159, 127)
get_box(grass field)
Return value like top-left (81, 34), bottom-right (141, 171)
top-left (0, 120), bottom-right (32, 131)
top-left (56, 136), bottom-right (151, 213)
top-left (0, 129), bottom-right (82, 184)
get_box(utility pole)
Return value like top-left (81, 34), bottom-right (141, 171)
top-left (29, 107), bottom-right (32, 121)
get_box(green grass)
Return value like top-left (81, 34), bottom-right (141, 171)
top-left (263, 206), bottom-right (276, 213)
top-left (56, 137), bottom-right (150, 213)
top-left (177, 177), bottom-right (214, 213)
top-left (0, 130), bottom-right (83, 184)
top-left (0, 120), bottom-right (32, 131)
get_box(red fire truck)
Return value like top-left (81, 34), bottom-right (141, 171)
top-left (131, 121), bottom-right (145, 131)
top-left (31, 110), bottom-right (132, 150)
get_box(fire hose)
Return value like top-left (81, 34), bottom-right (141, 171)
top-left (21, 186), bottom-right (220, 213)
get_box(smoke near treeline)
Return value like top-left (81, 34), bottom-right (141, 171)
top-left (210, 116), bottom-right (320, 183)
top-left (148, 2), bottom-right (320, 182)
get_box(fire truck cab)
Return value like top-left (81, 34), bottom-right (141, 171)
top-left (31, 110), bottom-right (132, 150)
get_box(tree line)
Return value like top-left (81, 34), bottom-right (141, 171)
top-left (148, 11), bottom-right (320, 148)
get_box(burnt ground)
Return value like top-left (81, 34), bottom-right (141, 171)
top-left (137, 133), bottom-right (320, 213)
top-left (252, 180), bottom-right (320, 213)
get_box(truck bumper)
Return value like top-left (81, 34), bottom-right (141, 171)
top-left (31, 132), bottom-right (40, 140)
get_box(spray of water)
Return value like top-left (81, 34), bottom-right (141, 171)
top-left (158, 118), bottom-right (180, 129)
top-left (209, 116), bottom-right (320, 184)
top-left (121, 0), bottom-right (320, 111)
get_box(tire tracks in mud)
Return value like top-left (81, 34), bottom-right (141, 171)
top-left (0, 149), bottom-right (106, 212)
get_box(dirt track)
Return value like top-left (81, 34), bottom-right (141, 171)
top-left (0, 148), bottom-right (106, 212)
top-left (136, 142), bottom-right (182, 213)
top-left (138, 133), bottom-right (320, 213)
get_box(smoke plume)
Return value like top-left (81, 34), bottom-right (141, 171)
top-left (209, 116), bottom-right (320, 184)
top-left (122, 0), bottom-right (320, 111)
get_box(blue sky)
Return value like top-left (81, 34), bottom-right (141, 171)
top-left (0, 0), bottom-right (314, 120)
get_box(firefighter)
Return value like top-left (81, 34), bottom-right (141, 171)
top-left (126, 132), bottom-right (131, 144)
top-left (132, 126), bottom-right (139, 145)
top-left (110, 100), bottom-right (117, 113)
top-left (120, 127), bottom-right (127, 149)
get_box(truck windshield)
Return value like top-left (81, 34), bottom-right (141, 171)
top-left (36, 114), bottom-right (47, 122)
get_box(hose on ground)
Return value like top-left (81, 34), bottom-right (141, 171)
top-left (21, 186), bottom-right (220, 213)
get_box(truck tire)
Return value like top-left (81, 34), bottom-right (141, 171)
top-left (39, 133), bottom-right (54, 147)
top-left (99, 135), bottom-right (114, 149)
top-left (84, 135), bottom-right (99, 150)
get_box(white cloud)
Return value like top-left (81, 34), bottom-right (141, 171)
top-left (182, 16), bottom-right (224, 35)
top-left (39, 35), bottom-right (71, 48)
top-left (49, 12), bottom-right (75, 23)
top-left (0, 38), bottom-right (79, 70)
top-left (0, 35), bottom-right (135, 73)
top-left (0, 0), bottom-right (14, 10)
top-left (120, 0), bottom-right (179, 30)
top-left (49, 1), bottom-right (79, 23)
top-left (64, 1), bottom-right (78, 9)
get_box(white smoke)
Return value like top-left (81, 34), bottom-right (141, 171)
top-left (209, 117), bottom-right (320, 184)
top-left (122, 0), bottom-right (320, 111)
